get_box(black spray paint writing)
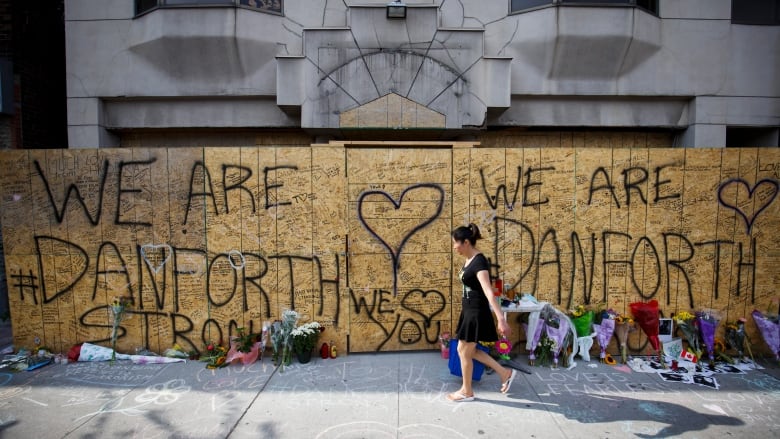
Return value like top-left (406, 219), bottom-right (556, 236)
top-left (349, 288), bottom-right (446, 351)
top-left (33, 158), bottom-right (302, 227)
top-left (357, 183), bottom-right (445, 296)
top-left (485, 218), bottom-right (757, 309)
top-left (25, 235), bottom-right (339, 353)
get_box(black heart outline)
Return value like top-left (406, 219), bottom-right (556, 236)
top-left (400, 288), bottom-right (446, 327)
top-left (717, 178), bottom-right (779, 234)
top-left (357, 183), bottom-right (445, 296)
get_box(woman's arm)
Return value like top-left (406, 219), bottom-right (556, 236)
top-left (477, 270), bottom-right (511, 337)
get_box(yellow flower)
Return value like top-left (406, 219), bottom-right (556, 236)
top-left (675, 311), bottom-right (695, 322)
top-left (571, 305), bottom-right (586, 318)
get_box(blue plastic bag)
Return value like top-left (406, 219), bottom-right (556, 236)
top-left (448, 339), bottom-right (490, 381)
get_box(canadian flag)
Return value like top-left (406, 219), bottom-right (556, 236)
top-left (681, 349), bottom-right (698, 363)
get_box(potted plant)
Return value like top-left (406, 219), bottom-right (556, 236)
top-left (291, 321), bottom-right (323, 363)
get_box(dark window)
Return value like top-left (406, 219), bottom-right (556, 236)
top-left (136, 0), bottom-right (282, 16)
top-left (726, 127), bottom-right (780, 147)
top-left (510, 0), bottom-right (551, 12)
top-left (136, 0), bottom-right (157, 15)
top-left (732, 0), bottom-right (780, 25)
top-left (511, 1), bottom-right (658, 15)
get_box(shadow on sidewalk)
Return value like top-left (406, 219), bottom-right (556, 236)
top-left (497, 392), bottom-right (744, 438)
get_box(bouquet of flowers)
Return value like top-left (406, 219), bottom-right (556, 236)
top-left (201, 342), bottom-right (229, 369)
top-left (109, 296), bottom-right (133, 364)
top-left (524, 312), bottom-right (547, 366)
top-left (614, 314), bottom-right (635, 364)
top-left (544, 312), bottom-right (570, 368)
top-left (225, 326), bottom-right (264, 365)
top-left (534, 336), bottom-right (556, 367)
top-left (439, 331), bottom-right (451, 359)
top-left (674, 311), bottom-right (701, 363)
top-left (751, 309), bottom-right (779, 363)
top-left (630, 300), bottom-right (665, 368)
top-left (725, 318), bottom-right (751, 361)
top-left (570, 305), bottom-right (595, 338)
top-left (594, 309), bottom-right (617, 363)
top-left (270, 309), bottom-right (299, 371)
top-left (696, 310), bottom-right (720, 367)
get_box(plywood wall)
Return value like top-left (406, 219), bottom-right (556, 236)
top-left (1, 145), bottom-right (778, 357)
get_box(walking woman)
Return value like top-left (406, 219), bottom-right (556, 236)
top-left (448, 223), bottom-right (516, 402)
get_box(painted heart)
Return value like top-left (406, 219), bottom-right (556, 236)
top-left (357, 183), bottom-right (445, 295)
top-left (400, 288), bottom-right (446, 326)
top-left (140, 243), bottom-right (173, 274)
top-left (717, 178), bottom-right (778, 234)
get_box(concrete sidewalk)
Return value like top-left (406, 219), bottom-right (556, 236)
top-left (0, 344), bottom-right (778, 439)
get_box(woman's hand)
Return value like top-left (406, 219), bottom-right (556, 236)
top-left (497, 318), bottom-right (511, 338)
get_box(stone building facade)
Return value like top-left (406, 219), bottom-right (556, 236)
top-left (65, 0), bottom-right (779, 148)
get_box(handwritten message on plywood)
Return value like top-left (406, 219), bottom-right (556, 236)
top-left (0, 146), bottom-right (778, 356)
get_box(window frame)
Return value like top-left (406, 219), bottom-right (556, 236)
top-left (509, 0), bottom-right (658, 17)
top-left (135, 0), bottom-right (284, 18)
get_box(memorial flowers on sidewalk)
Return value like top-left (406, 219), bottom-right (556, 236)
top-left (110, 296), bottom-right (133, 364)
top-left (614, 314), bottom-right (635, 364)
top-left (225, 326), bottom-right (263, 365)
top-left (725, 318), bottom-right (752, 362)
top-left (291, 321), bottom-right (324, 363)
top-left (594, 309), bottom-right (617, 363)
top-left (270, 309), bottom-right (299, 371)
top-left (201, 342), bottom-right (228, 369)
top-left (674, 311), bottom-right (702, 365)
top-left (630, 300), bottom-right (666, 368)
top-left (439, 331), bottom-right (451, 359)
top-left (751, 309), bottom-right (779, 363)
top-left (695, 310), bottom-right (720, 368)
top-left (544, 311), bottom-right (570, 368)
top-left (570, 304), bottom-right (595, 338)
top-left (524, 311), bottom-right (547, 366)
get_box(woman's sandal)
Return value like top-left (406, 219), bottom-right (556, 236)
top-left (447, 391), bottom-right (475, 402)
top-left (500, 369), bottom-right (517, 394)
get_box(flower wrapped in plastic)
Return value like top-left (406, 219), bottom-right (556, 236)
top-left (695, 310), bottom-right (720, 367)
top-left (439, 331), bottom-right (451, 350)
top-left (270, 309), bottom-right (299, 371)
top-left (630, 300), bottom-right (665, 368)
top-left (594, 309), bottom-right (617, 363)
top-left (751, 309), bottom-right (779, 363)
top-left (544, 312), bottom-right (570, 368)
top-left (225, 326), bottom-right (264, 366)
top-left (614, 315), bottom-right (635, 364)
top-left (725, 318), bottom-right (748, 360)
top-left (438, 331), bottom-right (451, 358)
top-left (570, 305), bottom-right (595, 338)
top-left (674, 311), bottom-right (701, 360)
top-left (523, 310), bottom-right (547, 366)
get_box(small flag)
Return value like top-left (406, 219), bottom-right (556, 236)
top-left (681, 349), bottom-right (698, 363)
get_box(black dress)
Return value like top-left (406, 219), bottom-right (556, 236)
top-left (454, 253), bottom-right (499, 343)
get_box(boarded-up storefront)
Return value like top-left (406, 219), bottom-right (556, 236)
top-left (0, 144), bottom-right (778, 356)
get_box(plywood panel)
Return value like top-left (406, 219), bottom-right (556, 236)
top-left (1, 145), bottom-right (779, 357)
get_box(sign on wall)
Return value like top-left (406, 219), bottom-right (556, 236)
top-left (0, 146), bottom-right (777, 356)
